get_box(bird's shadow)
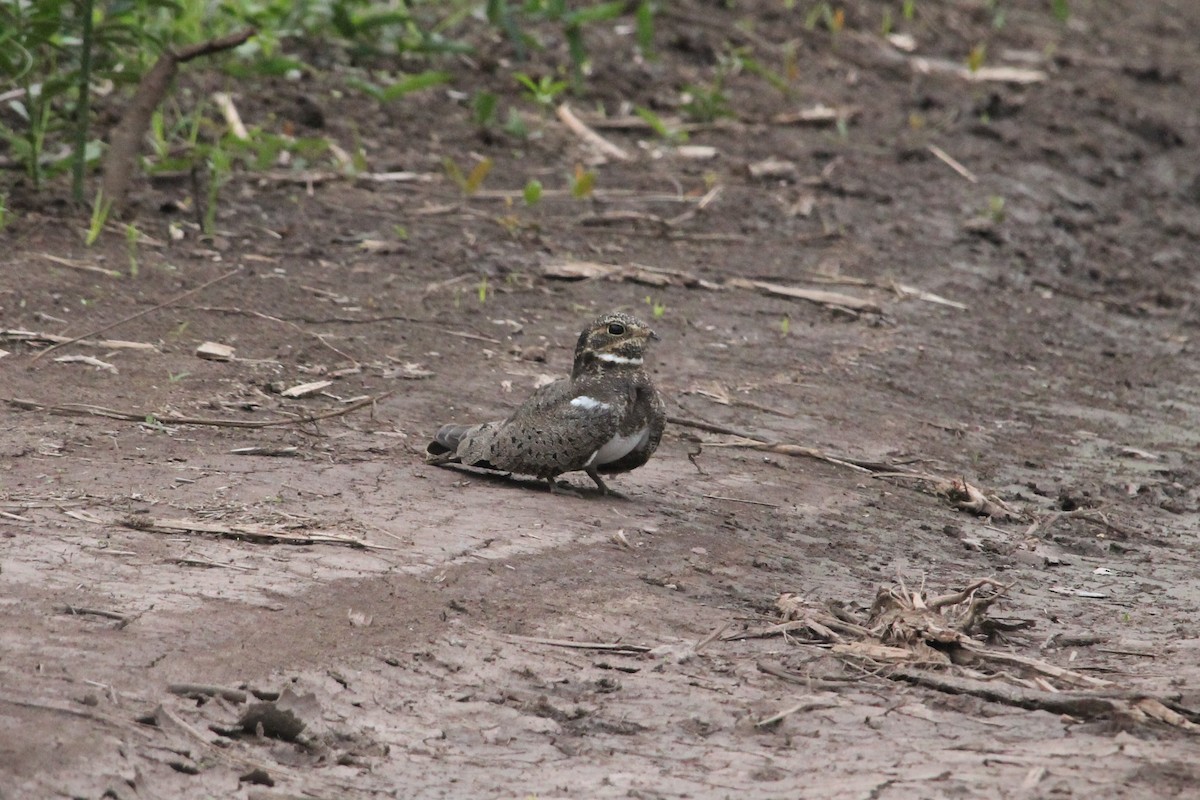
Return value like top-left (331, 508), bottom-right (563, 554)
top-left (427, 463), bottom-right (628, 500)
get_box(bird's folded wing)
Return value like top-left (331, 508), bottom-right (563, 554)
top-left (477, 387), bottom-right (623, 475)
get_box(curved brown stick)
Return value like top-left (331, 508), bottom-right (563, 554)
top-left (100, 28), bottom-right (255, 213)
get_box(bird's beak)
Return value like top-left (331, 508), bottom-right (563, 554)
top-left (647, 329), bottom-right (661, 342)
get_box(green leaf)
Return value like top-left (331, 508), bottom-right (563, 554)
top-left (564, 1), bottom-right (625, 26)
top-left (444, 157), bottom-right (470, 193)
top-left (635, 106), bottom-right (667, 137)
top-left (378, 70), bottom-right (451, 101)
top-left (571, 167), bottom-right (595, 198)
top-left (636, 1), bottom-right (655, 58)
top-left (523, 178), bottom-right (543, 205)
top-left (565, 24), bottom-right (586, 80)
top-left (472, 91), bottom-right (498, 128)
top-left (966, 43), bottom-right (986, 73)
top-left (225, 56), bottom-right (308, 77)
top-left (464, 157), bottom-right (493, 194)
top-left (331, 2), bottom-right (357, 37)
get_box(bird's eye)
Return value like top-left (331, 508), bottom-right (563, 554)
top-left (607, 322), bottom-right (626, 336)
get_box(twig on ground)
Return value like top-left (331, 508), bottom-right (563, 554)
top-left (0, 693), bottom-right (152, 735)
top-left (755, 661), bottom-right (865, 692)
top-left (230, 446), bottom-right (300, 457)
top-left (509, 635), bottom-right (652, 654)
top-left (122, 516), bottom-right (394, 550)
top-left (701, 494), bottom-right (781, 508)
top-left (59, 605), bottom-right (130, 624)
top-left (803, 271), bottom-right (967, 310)
top-left (556, 103), bottom-right (631, 162)
top-left (168, 683), bottom-right (249, 703)
top-left (542, 260), bottom-right (720, 290)
top-left (29, 268), bottom-right (241, 364)
top-left (667, 415), bottom-right (895, 473)
top-left (693, 622), bottom-right (732, 653)
top-left (727, 278), bottom-right (882, 314)
top-left (925, 578), bottom-right (1012, 610)
top-left (193, 307), bottom-right (504, 345)
top-left (172, 555), bottom-right (254, 570)
top-left (39, 253), bottom-right (122, 277)
top-left (5, 391), bottom-right (390, 429)
top-left (927, 144), bottom-right (978, 183)
top-left (2, 329), bottom-right (156, 352)
top-left (755, 694), bottom-right (841, 727)
top-left (54, 354), bottom-right (118, 374)
top-left (212, 91), bottom-right (248, 139)
top-left (955, 640), bottom-right (1111, 688)
top-left (935, 477), bottom-right (1022, 520)
top-left (873, 472), bottom-right (1023, 520)
top-left (683, 383), bottom-right (796, 418)
top-left (665, 184), bottom-right (723, 227)
top-left (888, 667), bottom-right (1197, 729)
top-left (578, 210), bottom-right (671, 232)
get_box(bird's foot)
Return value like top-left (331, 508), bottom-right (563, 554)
top-left (585, 468), bottom-right (627, 499)
top-left (546, 478), bottom-right (583, 498)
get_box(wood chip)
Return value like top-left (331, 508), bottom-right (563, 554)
top-left (1049, 587), bottom-right (1109, 599)
top-left (195, 341), bottom-right (235, 361)
top-left (359, 239), bottom-right (406, 254)
top-left (280, 380), bottom-right (333, 398)
top-left (969, 65), bottom-right (1048, 84)
top-left (772, 104), bottom-right (859, 126)
top-left (230, 446), bottom-right (300, 457)
top-left (385, 362), bottom-right (435, 380)
top-left (675, 145), bottom-right (719, 159)
top-left (359, 171), bottom-right (436, 183)
top-left (908, 55), bottom-right (1047, 85)
top-left (748, 158), bottom-right (798, 179)
top-left (212, 91), bottom-right (248, 140)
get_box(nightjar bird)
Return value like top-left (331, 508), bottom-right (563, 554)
top-left (425, 312), bottom-right (666, 495)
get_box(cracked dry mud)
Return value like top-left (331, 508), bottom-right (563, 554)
top-left (4, 2), bottom-right (1200, 798)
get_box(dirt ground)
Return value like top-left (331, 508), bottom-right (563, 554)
top-left (4, 1), bottom-right (1200, 797)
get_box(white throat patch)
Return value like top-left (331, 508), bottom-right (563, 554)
top-left (596, 353), bottom-right (642, 366)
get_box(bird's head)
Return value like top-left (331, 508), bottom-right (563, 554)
top-left (572, 312), bottom-right (660, 378)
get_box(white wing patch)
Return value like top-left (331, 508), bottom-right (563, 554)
top-left (570, 395), bottom-right (612, 411)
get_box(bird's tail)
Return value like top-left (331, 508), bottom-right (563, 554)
top-left (425, 424), bottom-right (471, 464)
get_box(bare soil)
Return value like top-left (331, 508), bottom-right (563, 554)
top-left (4, 1), bottom-right (1200, 797)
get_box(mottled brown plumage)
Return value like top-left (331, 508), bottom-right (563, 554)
top-left (425, 312), bottom-right (666, 495)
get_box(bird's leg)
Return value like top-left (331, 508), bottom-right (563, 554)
top-left (585, 467), bottom-right (612, 495)
top-left (547, 477), bottom-right (582, 497)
